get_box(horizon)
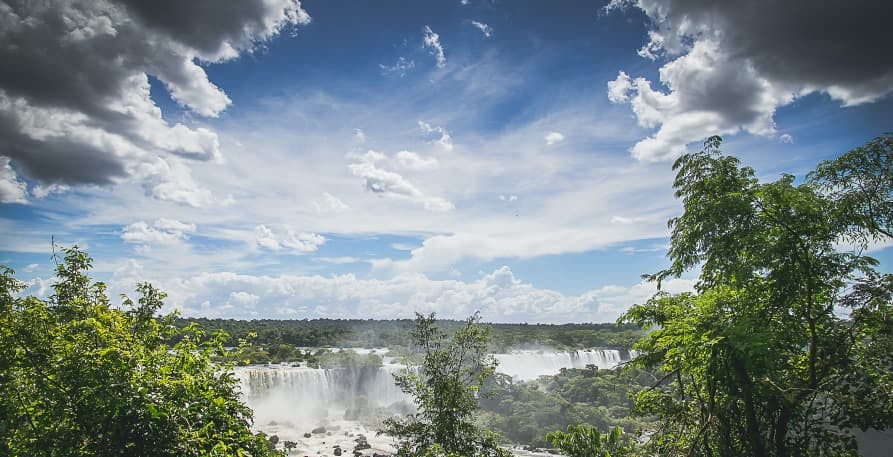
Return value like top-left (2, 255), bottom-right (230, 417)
top-left (2, 0), bottom-right (892, 323)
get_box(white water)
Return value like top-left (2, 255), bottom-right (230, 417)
top-left (235, 363), bottom-right (411, 455)
top-left (237, 365), bottom-right (407, 406)
top-left (494, 349), bottom-right (627, 381)
top-left (234, 349), bottom-right (630, 454)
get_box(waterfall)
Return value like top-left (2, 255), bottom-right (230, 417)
top-left (493, 349), bottom-right (627, 381)
top-left (234, 364), bottom-right (410, 409)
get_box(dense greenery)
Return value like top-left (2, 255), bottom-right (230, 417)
top-left (175, 317), bottom-right (641, 354)
top-left (551, 133), bottom-right (892, 456)
top-left (381, 313), bottom-right (510, 457)
top-left (478, 366), bottom-right (655, 447)
top-left (541, 133), bottom-right (893, 456)
top-left (0, 247), bottom-right (280, 457)
top-left (546, 424), bottom-right (633, 457)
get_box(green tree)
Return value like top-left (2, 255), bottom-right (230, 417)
top-left (381, 312), bottom-right (510, 457)
top-left (546, 425), bottom-right (633, 457)
top-left (620, 135), bottom-right (893, 456)
top-left (0, 246), bottom-right (280, 457)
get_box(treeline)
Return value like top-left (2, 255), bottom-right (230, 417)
top-left (173, 317), bottom-right (643, 352)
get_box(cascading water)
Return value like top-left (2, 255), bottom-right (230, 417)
top-left (235, 364), bottom-right (410, 413)
top-left (493, 349), bottom-right (628, 381)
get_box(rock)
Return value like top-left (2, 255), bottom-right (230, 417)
top-left (334, 448), bottom-right (342, 456)
top-left (312, 426), bottom-right (326, 434)
top-left (303, 433), bottom-right (312, 438)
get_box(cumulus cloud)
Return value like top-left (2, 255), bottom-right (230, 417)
top-left (588, 277), bottom-right (696, 319)
top-left (0, 0), bottom-right (309, 200)
top-left (422, 26), bottom-right (446, 68)
top-left (0, 156), bottom-right (27, 203)
top-left (121, 218), bottom-right (197, 244)
top-left (471, 21), bottom-right (492, 38)
top-left (254, 224), bottom-right (325, 253)
top-left (418, 120), bottom-right (454, 151)
top-left (348, 150), bottom-right (453, 212)
top-left (254, 225), bottom-right (280, 251)
top-left (160, 265), bottom-right (642, 322)
top-left (544, 131), bottom-right (565, 145)
top-left (379, 57), bottom-right (416, 77)
top-left (607, 0), bottom-right (893, 161)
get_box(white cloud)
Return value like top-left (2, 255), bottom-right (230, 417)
top-left (254, 224), bottom-right (325, 253)
top-left (158, 265), bottom-right (653, 322)
top-left (394, 150), bottom-right (439, 171)
top-left (282, 230), bottom-right (326, 253)
top-left (779, 133), bottom-right (793, 144)
top-left (348, 150), bottom-right (454, 212)
top-left (23, 263), bottom-right (39, 273)
top-left (254, 225), bottom-right (281, 251)
top-left (379, 57), bottom-right (416, 77)
top-left (0, 156), bottom-right (27, 204)
top-left (139, 156), bottom-right (216, 207)
top-left (610, 215), bottom-right (647, 225)
top-left (608, 0), bottom-right (893, 162)
top-left (418, 120), bottom-right (454, 151)
top-left (31, 183), bottom-right (70, 199)
top-left (544, 131), bottom-right (565, 145)
top-left (607, 71), bottom-right (633, 103)
top-left (353, 128), bottom-right (367, 143)
top-left (471, 21), bottom-right (493, 38)
top-left (608, 40), bottom-right (791, 161)
top-left (499, 194), bottom-right (518, 202)
top-left (228, 291), bottom-right (259, 307)
top-left (121, 218), bottom-right (196, 245)
top-left (589, 277), bottom-right (696, 319)
top-left (423, 26), bottom-right (446, 68)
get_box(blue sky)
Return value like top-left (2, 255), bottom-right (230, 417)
top-left (1, 0), bottom-right (891, 322)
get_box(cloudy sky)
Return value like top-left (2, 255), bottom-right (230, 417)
top-left (2, 0), bottom-right (891, 322)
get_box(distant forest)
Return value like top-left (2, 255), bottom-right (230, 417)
top-left (174, 317), bottom-right (643, 351)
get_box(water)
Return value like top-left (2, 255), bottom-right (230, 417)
top-left (493, 349), bottom-right (626, 381)
top-left (234, 348), bottom-right (630, 454)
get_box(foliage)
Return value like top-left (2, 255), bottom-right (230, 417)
top-left (381, 312), bottom-right (511, 457)
top-left (620, 135), bottom-right (893, 457)
top-left (546, 425), bottom-right (635, 457)
top-left (477, 366), bottom-right (655, 447)
top-left (0, 247), bottom-right (281, 457)
top-left (810, 132), bottom-right (893, 241)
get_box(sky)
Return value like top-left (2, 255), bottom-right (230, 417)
top-left (1, 0), bottom-right (892, 323)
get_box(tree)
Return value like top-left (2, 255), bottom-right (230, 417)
top-left (809, 132), bottom-right (893, 241)
top-left (0, 246), bottom-right (281, 457)
top-left (381, 312), bottom-right (510, 457)
top-left (546, 425), bottom-right (633, 457)
top-left (620, 135), bottom-right (893, 456)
